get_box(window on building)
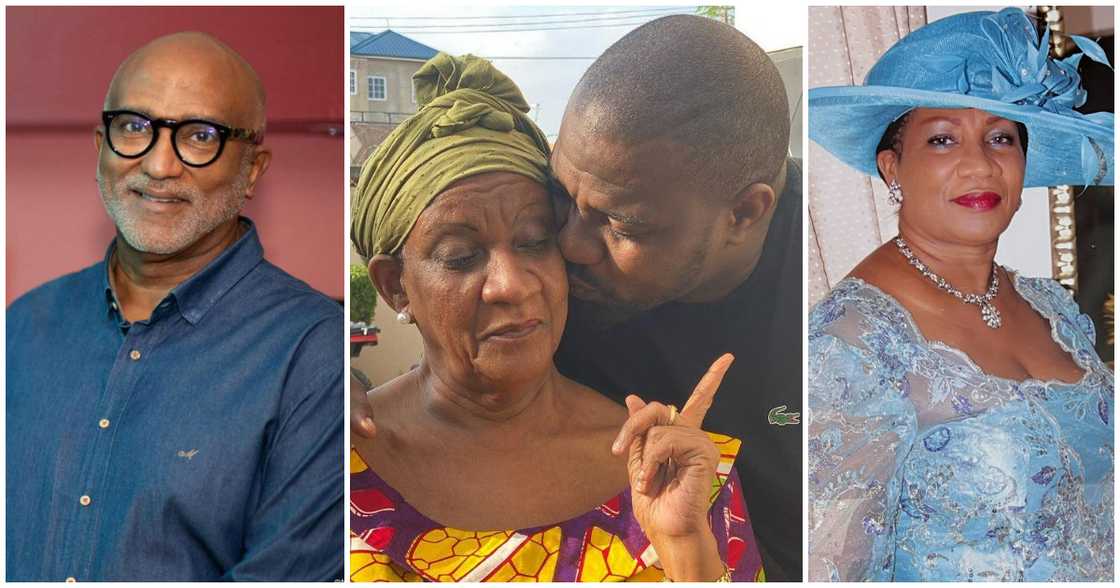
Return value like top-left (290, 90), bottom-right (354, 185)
top-left (368, 76), bottom-right (387, 101)
top-left (350, 70), bottom-right (356, 96)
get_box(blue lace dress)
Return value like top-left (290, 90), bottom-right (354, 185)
top-left (808, 275), bottom-right (1113, 582)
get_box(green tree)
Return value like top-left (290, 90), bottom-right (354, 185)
top-left (350, 264), bottom-right (377, 323)
top-left (696, 5), bottom-right (734, 26)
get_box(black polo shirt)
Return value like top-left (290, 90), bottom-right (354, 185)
top-left (555, 159), bottom-right (803, 581)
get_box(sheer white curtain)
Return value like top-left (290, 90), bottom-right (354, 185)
top-left (807, 6), bottom-right (927, 305)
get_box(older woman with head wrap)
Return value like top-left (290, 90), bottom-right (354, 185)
top-left (349, 54), bottom-right (763, 582)
top-left (806, 8), bottom-right (1113, 581)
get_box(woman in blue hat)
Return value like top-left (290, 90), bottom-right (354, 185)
top-left (806, 8), bottom-right (1113, 581)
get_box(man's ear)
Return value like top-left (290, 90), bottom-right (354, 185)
top-left (723, 182), bottom-right (776, 245)
top-left (94, 126), bottom-right (104, 153)
top-left (369, 254), bottom-right (408, 313)
top-left (876, 149), bottom-right (899, 186)
top-left (243, 146), bottom-right (273, 201)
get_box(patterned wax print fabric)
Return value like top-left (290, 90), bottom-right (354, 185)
top-left (350, 432), bottom-right (764, 582)
top-left (808, 275), bottom-right (1114, 582)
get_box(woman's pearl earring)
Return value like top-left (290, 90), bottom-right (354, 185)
top-left (396, 309), bottom-right (412, 324)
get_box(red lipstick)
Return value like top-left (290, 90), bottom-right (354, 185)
top-left (951, 191), bottom-right (1002, 211)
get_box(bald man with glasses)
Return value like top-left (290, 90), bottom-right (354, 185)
top-left (6, 32), bottom-right (342, 581)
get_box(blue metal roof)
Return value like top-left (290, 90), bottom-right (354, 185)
top-left (350, 31), bottom-right (373, 47)
top-left (351, 30), bottom-right (438, 60)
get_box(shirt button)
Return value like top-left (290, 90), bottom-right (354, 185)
top-left (99, 419), bottom-right (110, 429)
top-left (129, 349), bottom-right (141, 361)
top-left (79, 495), bottom-right (92, 507)
top-left (65, 577), bottom-right (77, 583)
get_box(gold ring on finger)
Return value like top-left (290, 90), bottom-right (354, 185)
top-left (666, 404), bottom-right (678, 426)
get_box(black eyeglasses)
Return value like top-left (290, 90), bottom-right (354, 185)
top-left (101, 110), bottom-right (263, 168)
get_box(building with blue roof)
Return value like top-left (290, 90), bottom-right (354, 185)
top-left (350, 30), bottom-right (440, 177)
top-left (351, 30), bottom-right (440, 61)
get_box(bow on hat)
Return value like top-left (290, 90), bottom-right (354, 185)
top-left (956, 9), bottom-right (1111, 113)
top-left (809, 8), bottom-right (1116, 188)
top-left (922, 9), bottom-right (1113, 186)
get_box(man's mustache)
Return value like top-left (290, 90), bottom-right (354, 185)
top-left (124, 178), bottom-right (198, 202)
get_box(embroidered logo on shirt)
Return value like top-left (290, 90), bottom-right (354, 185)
top-left (767, 405), bottom-right (800, 426)
top-left (177, 449), bottom-right (199, 460)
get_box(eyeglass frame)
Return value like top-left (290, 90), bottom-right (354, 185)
top-left (100, 109), bottom-right (264, 168)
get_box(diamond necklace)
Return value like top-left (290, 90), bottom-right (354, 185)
top-left (894, 236), bottom-right (1002, 329)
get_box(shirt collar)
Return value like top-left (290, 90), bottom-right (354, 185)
top-left (101, 217), bottom-right (265, 325)
top-left (101, 268), bottom-right (125, 329)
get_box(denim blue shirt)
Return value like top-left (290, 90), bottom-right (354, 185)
top-left (6, 219), bottom-right (343, 581)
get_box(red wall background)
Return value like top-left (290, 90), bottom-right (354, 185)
top-left (6, 6), bottom-right (345, 303)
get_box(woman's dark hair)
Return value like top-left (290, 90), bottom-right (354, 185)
top-left (874, 111), bottom-right (1029, 180)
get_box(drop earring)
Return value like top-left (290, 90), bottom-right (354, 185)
top-left (887, 180), bottom-right (903, 206)
top-left (396, 309), bottom-right (412, 324)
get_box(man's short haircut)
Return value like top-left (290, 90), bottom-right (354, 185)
top-left (567, 14), bottom-right (790, 198)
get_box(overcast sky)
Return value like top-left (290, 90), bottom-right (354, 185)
top-left (350, 4), bottom-right (804, 139)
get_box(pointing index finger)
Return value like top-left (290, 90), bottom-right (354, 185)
top-left (677, 353), bottom-right (734, 428)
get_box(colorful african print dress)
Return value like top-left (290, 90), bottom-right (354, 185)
top-left (350, 432), bottom-right (764, 582)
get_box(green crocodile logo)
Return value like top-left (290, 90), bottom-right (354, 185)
top-left (767, 405), bottom-right (800, 426)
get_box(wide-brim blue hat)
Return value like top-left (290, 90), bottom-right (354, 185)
top-left (809, 8), bottom-right (1114, 187)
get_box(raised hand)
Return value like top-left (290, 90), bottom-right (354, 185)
top-left (610, 353), bottom-right (735, 581)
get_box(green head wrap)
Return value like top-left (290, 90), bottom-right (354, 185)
top-left (351, 53), bottom-right (552, 258)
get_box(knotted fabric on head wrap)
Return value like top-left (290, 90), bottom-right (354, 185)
top-left (351, 53), bottom-right (552, 258)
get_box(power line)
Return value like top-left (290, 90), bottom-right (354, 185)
top-left (352, 18), bottom-right (689, 34)
top-left (480, 56), bottom-right (598, 60)
top-left (461, 48), bottom-right (798, 61)
top-left (367, 11), bottom-right (695, 31)
top-left (350, 6), bottom-right (695, 21)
